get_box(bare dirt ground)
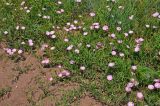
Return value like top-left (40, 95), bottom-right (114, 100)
top-left (0, 43), bottom-right (103, 106)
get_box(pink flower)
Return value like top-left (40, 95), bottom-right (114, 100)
top-left (111, 51), bottom-right (117, 56)
top-left (41, 44), bottom-right (48, 50)
top-left (135, 38), bottom-right (144, 44)
top-left (127, 82), bottom-right (134, 88)
top-left (108, 62), bottom-right (115, 67)
top-left (28, 39), bottom-right (34, 46)
top-left (69, 60), bottom-right (75, 64)
top-left (102, 25), bottom-right (109, 31)
top-left (110, 33), bottom-right (116, 38)
top-left (154, 83), bottom-right (160, 89)
top-left (152, 12), bottom-right (159, 17)
top-left (148, 84), bottom-right (154, 90)
top-left (154, 79), bottom-right (160, 82)
top-left (12, 48), bottom-right (17, 53)
top-left (95, 25), bottom-right (100, 29)
top-left (127, 102), bottom-right (134, 106)
top-left (66, 45), bottom-right (73, 51)
top-left (134, 46), bottom-right (140, 52)
top-left (124, 33), bottom-right (129, 37)
top-left (41, 59), bottom-right (50, 64)
top-left (18, 49), bottom-right (23, 54)
top-left (125, 86), bottom-right (132, 92)
top-left (49, 77), bottom-right (53, 81)
top-left (5, 48), bottom-right (14, 55)
top-left (136, 92), bottom-right (144, 99)
top-left (58, 70), bottom-right (70, 78)
top-left (90, 23), bottom-right (100, 30)
top-left (107, 75), bottom-right (113, 81)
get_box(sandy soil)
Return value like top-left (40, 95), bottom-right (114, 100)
top-left (0, 43), bottom-right (103, 106)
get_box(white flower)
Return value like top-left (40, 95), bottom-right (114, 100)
top-left (153, 26), bottom-right (157, 29)
top-left (12, 49), bottom-right (17, 52)
top-left (118, 6), bottom-right (124, 9)
top-left (16, 26), bottom-right (20, 30)
top-left (67, 45), bottom-right (73, 51)
top-left (124, 33), bottom-right (129, 37)
top-left (128, 30), bottom-right (134, 34)
top-left (46, 31), bottom-right (50, 36)
top-left (75, 49), bottom-right (80, 54)
top-left (50, 46), bottom-right (55, 50)
top-left (108, 62), bottom-right (115, 67)
top-left (86, 44), bottom-right (91, 48)
top-left (89, 12), bottom-right (96, 17)
top-left (50, 31), bottom-right (55, 35)
top-left (24, 7), bottom-right (28, 10)
top-left (83, 32), bottom-right (88, 36)
top-left (64, 38), bottom-right (69, 42)
top-left (131, 65), bottom-right (137, 70)
top-left (66, 22), bottom-right (71, 26)
top-left (152, 12), bottom-right (159, 17)
top-left (21, 26), bottom-right (25, 30)
top-left (58, 1), bottom-right (62, 4)
top-left (60, 9), bottom-right (64, 13)
top-left (74, 20), bottom-right (78, 24)
top-left (117, 40), bottom-right (123, 44)
top-left (116, 27), bottom-right (121, 31)
top-left (18, 50), bottom-right (23, 54)
top-left (21, 1), bottom-right (25, 6)
top-left (75, 0), bottom-right (81, 3)
top-left (70, 60), bottom-right (75, 64)
top-left (148, 85), bottom-right (154, 90)
top-left (119, 53), bottom-right (124, 57)
top-left (26, 10), bottom-right (30, 13)
top-left (80, 66), bottom-right (85, 71)
top-left (21, 42), bottom-right (25, 45)
top-left (38, 14), bottom-right (41, 17)
top-left (129, 15), bottom-right (134, 20)
top-left (51, 35), bottom-right (56, 39)
top-left (43, 15), bottom-right (47, 19)
top-left (145, 24), bottom-right (150, 28)
top-left (4, 31), bottom-right (8, 35)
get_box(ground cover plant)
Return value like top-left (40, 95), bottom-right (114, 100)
top-left (0, 0), bottom-right (160, 106)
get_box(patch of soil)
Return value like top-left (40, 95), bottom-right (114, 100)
top-left (0, 43), bottom-right (103, 106)
top-left (0, 46), bottom-right (51, 106)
